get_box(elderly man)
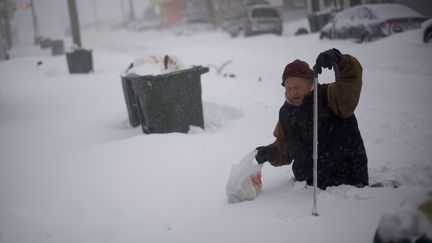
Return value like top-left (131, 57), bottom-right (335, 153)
top-left (255, 48), bottom-right (368, 190)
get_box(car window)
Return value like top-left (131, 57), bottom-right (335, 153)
top-left (251, 8), bottom-right (279, 18)
top-left (354, 7), bottom-right (371, 20)
top-left (335, 8), bottom-right (354, 20)
top-left (367, 4), bottom-right (423, 20)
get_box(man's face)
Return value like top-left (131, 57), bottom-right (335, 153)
top-left (284, 77), bottom-right (313, 106)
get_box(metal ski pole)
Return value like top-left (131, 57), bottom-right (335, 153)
top-left (312, 72), bottom-right (319, 217)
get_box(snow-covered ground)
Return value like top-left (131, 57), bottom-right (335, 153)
top-left (1, 21), bottom-right (432, 243)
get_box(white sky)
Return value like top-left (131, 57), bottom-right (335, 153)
top-left (11, 0), bottom-right (149, 45)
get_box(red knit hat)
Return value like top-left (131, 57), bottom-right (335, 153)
top-left (281, 59), bottom-right (314, 86)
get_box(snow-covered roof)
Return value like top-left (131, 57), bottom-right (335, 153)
top-left (363, 3), bottom-right (424, 20)
top-left (332, 3), bottom-right (424, 22)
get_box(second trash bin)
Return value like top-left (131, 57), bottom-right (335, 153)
top-left (125, 65), bottom-right (209, 134)
top-left (66, 49), bottom-right (93, 74)
top-left (51, 40), bottom-right (65, 56)
top-left (307, 12), bottom-right (334, 33)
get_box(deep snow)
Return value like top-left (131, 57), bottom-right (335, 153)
top-left (1, 19), bottom-right (432, 243)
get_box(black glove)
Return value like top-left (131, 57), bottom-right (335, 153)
top-left (313, 48), bottom-right (342, 74)
top-left (255, 144), bottom-right (278, 164)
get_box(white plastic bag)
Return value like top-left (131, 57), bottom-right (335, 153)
top-left (226, 150), bottom-right (263, 203)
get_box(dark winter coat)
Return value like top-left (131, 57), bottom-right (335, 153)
top-left (269, 54), bottom-right (368, 189)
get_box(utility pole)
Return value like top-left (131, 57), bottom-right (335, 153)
top-left (29, 0), bottom-right (39, 44)
top-left (1, 6), bottom-right (11, 49)
top-left (0, 0), bottom-right (15, 49)
top-left (67, 0), bottom-right (82, 48)
top-left (0, 3), bottom-right (9, 59)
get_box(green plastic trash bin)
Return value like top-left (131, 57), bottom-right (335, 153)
top-left (66, 49), bottom-right (93, 74)
top-left (51, 40), bottom-right (64, 56)
top-left (307, 12), bottom-right (333, 33)
top-left (40, 38), bottom-right (52, 49)
top-left (128, 66), bottom-right (209, 134)
top-left (121, 75), bottom-right (141, 127)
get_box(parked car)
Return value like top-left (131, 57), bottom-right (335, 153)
top-left (320, 3), bottom-right (427, 43)
top-left (225, 4), bottom-right (283, 37)
top-left (422, 18), bottom-right (432, 43)
top-left (127, 19), bottom-right (161, 31)
top-left (172, 18), bottom-right (215, 36)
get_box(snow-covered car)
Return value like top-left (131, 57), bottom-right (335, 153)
top-left (225, 4), bottom-right (283, 37)
top-left (319, 3), bottom-right (427, 43)
top-left (127, 20), bottom-right (161, 31)
top-left (172, 18), bottom-right (215, 36)
top-left (422, 18), bottom-right (432, 43)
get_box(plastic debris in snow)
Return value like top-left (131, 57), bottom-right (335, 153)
top-left (124, 55), bottom-right (185, 76)
top-left (226, 150), bottom-right (263, 203)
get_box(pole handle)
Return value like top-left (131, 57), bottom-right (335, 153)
top-left (312, 74), bottom-right (319, 217)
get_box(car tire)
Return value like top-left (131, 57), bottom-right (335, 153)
top-left (424, 28), bottom-right (432, 44)
top-left (230, 31), bottom-right (239, 38)
top-left (319, 33), bottom-right (325, 39)
top-left (360, 33), bottom-right (370, 43)
top-left (294, 28), bottom-right (308, 36)
top-left (320, 32), bottom-right (330, 40)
